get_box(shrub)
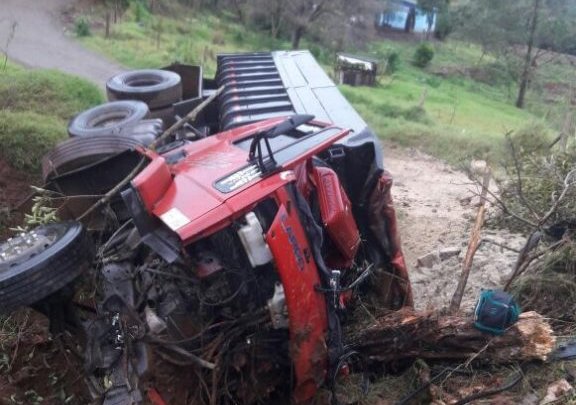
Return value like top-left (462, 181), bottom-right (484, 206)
top-left (74, 18), bottom-right (91, 37)
top-left (496, 124), bottom-right (574, 233)
top-left (413, 43), bottom-right (434, 68)
top-left (131, 0), bottom-right (150, 23)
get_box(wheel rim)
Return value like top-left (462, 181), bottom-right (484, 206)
top-left (0, 228), bottom-right (60, 270)
top-left (126, 78), bottom-right (161, 87)
top-left (88, 109), bottom-right (132, 129)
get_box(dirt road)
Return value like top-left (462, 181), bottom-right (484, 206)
top-left (384, 142), bottom-right (525, 310)
top-left (0, 0), bottom-right (122, 85)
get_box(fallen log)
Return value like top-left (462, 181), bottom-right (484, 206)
top-left (346, 308), bottom-right (555, 364)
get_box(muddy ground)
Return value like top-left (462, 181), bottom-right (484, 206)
top-left (384, 142), bottom-right (526, 311)
top-left (0, 160), bottom-right (36, 239)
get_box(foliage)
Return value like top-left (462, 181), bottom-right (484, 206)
top-left (496, 125), bottom-right (576, 232)
top-left (454, 0), bottom-right (576, 108)
top-left (22, 190), bottom-right (59, 228)
top-left (434, 7), bottom-right (454, 40)
top-left (130, 0), bottom-right (150, 23)
top-left (413, 43), bottom-right (434, 68)
top-left (512, 241), bottom-right (576, 331)
top-left (74, 17), bottom-right (91, 37)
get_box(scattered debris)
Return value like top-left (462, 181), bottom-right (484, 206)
top-left (439, 246), bottom-right (461, 261)
top-left (540, 379), bottom-right (573, 404)
top-left (417, 252), bottom-right (440, 268)
top-left (347, 309), bottom-right (555, 364)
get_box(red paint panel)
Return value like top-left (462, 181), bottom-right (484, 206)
top-left (132, 156), bottom-right (172, 212)
top-left (174, 172), bottom-right (295, 243)
top-left (266, 189), bottom-right (328, 403)
top-left (312, 166), bottom-right (360, 268)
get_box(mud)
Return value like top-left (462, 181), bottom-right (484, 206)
top-left (0, 160), bottom-right (36, 238)
top-left (384, 142), bottom-right (527, 311)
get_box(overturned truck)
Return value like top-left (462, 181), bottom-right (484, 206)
top-left (0, 51), bottom-right (412, 404)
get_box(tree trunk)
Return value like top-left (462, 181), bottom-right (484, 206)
top-left (105, 10), bottom-right (111, 39)
top-left (291, 26), bottom-right (305, 50)
top-left (346, 308), bottom-right (555, 364)
top-left (516, 0), bottom-right (541, 109)
top-left (270, 4), bottom-right (283, 39)
top-left (231, 0), bottom-right (245, 25)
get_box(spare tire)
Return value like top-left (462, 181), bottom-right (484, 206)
top-left (106, 69), bottom-right (182, 109)
top-left (0, 222), bottom-right (93, 314)
top-left (68, 101), bottom-right (149, 138)
top-left (42, 135), bottom-right (143, 181)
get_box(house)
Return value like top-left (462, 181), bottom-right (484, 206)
top-left (375, 0), bottom-right (437, 34)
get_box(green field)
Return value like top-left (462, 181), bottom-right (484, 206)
top-left (0, 63), bottom-right (103, 172)
top-left (80, 4), bottom-right (563, 165)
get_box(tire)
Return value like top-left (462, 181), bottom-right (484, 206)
top-left (0, 222), bottom-right (93, 314)
top-left (42, 135), bottom-right (144, 181)
top-left (106, 69), bottom-right (183, 109)
top-left (68, 101), bottom-right (150, 138)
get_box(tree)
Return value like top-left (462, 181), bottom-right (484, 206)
top-left (418, 0), bottom-right (448, 35)
top-left (287, 0), bottom-right (335, 49)
top-left (287, 0), bottom-right (380, 49)
top-left (239, 0), bottom-right (377, 50)
top-left (457, 0), bottom-right (576, 109)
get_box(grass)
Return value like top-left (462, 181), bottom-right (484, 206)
top-left (82, 6), bottom-right (291, 77)
top-left (0, 63), bottom-right (104, 172)
top-left (339, 40), bottom-right (554, 165)
top-left (79, 4), bottom-right (563, 166)
top-left (340, 74), bottom-right (542, 165)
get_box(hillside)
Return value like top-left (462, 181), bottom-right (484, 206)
top-left (73, 2), bottom-right (569, 165)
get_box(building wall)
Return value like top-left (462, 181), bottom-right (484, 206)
top-left (375, 0), bottom-right (436, 33)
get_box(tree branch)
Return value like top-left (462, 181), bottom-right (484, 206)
top-left (538, 168), bottom-right (576, 226)
top-left (506, 132), bottom-right (541, 221)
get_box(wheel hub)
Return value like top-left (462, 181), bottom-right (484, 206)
top-left (0, 229), bottom-right (56, 268)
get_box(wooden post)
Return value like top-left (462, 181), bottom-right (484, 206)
top-left (449, 167), bottom-right (491, 314)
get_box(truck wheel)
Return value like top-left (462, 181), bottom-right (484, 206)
top-left (68, 101), bottom-right (149, 138)
top-left (0, 222), bottom-right (93, 314)
top-left (106, 70), bottom-right (182, 109)
top-left (42, 135), bottom-right (143, 181)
